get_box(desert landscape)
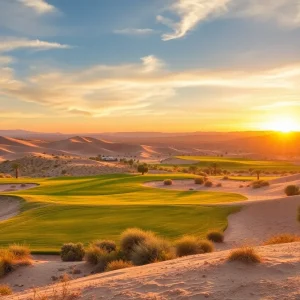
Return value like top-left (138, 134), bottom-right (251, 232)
top-left (1, 0), bottom-right (300, 299)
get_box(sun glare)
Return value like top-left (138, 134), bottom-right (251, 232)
top-left (262, 116), bottom-right (299, 133)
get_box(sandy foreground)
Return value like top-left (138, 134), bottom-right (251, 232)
top-left (3, 243), bottom-right (300, 300)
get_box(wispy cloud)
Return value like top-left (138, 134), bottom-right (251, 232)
top-left (158, 0), bottom-right (300, 40)
top-left (0, 37), bottom-right (71, 53)
top-left (113, 28), bottom-right (155, 36)
top-left (157, 0), bottom-right (230, 41)
top-left (17, 0), bottom-right (56, 14)
top-left (1, 56), bottom-right (300, 119)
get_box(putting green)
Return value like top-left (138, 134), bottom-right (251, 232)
top-left (0, 174), bottom-right (244, 253)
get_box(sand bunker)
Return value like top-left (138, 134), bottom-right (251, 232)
top-left (0, 183), bottom-right (38, 193)
top-left (0, 196), bottom-right (20, 221)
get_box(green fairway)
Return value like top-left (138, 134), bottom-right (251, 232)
top-left (0, 174), bottom-right (244, 253)
top-left (174, 156), bottom-right (300, 171)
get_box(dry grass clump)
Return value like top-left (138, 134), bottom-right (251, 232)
top-left (175, 236), bottom-right (214, 257)
top-left (61, 243), bottom-right (85, 262)
top-left (163, 179), bottom-right (173, 186)
top-left (252, 180), bottom-right (270, 189)
top-left (0, 245), bottom-right (32, 277)
top-left (105, 260), bottom-right (133, 272)
top-left (92, 240), bottom-right (116, 253)
top-left (0, 284), bottom-right (12, 296)
top-left (228, 247), bottom-right (261, 264)
top-left (120, 228), bottom-right (154, 258)
top-left (204, 181), bottom-right (213, 187)
top-left (194, 177), bottom-right (204, 185)
top-left (206, 231), bottom-right (224, 243)
top-left (284, 185), bottom-right (300, 196)
top-left (264, 234), bottom-right (300, 245)
top-left (131, 236), bottom-right (174, 266)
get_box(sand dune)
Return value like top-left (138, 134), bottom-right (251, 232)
top-left (5, 243), bottom-right (300, 300)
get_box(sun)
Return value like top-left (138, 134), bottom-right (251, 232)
top-left (262, 116), bottom-right (299, 133)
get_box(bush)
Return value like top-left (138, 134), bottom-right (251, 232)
top-left (61, 243), bottom-right (85, 262)
top-left (216, 183), bottom-right (222, 187)
top-left (223, 176), bottom-right (229, 180)
top-left (284, 185), bottom-right (299, 196)
top-left (164, 179), bottom-right (173, 186)
top-left (85, 246), bottom-right (120, 271)
top-left (175, 236), bottom-right (214, 257)
top-left (206, 231), bottom-right (224, 243)
top-left (0, 284), bottom-right (12, 296)
top-left (264, 234), bottom-right (300, 245)
top-left (204, 181), bottom-right (213, 187)
top-left (131, 236), bottom-right (173, 266)
top-left (194, 177), bottom-right (204, 185)
top-left (92, 240), bottom-right (116, 253)
top-left (228, 247), bottom-right (261, 263)
top-left (105, 260), bottom-right (133, 272)
top-left (120, 228), bottom-right (154, 258)
top-left (252, 180), bottom-right (270, 189)
top-left (0, 251), bottom-right (15, 277)
top-left (8, 244), bottom-right (30, 260)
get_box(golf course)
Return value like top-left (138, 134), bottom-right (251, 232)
top-left (0, 174), bottom-right (244, 253)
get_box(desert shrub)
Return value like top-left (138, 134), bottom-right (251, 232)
top-left (0, 251), bottom-right (15, 277)
top-left (175, 236), bottom-right (213, 257)
top-left (206, 231), bottom-right (224, 243)
top-left (216, 183), bottom-right (222, 187)
top-left (228, 247), bottom-right (261, 264)
top-left (92, 240), bottom-right (116, 253)
top-left (252, 180), bottom-right (270, 189)
top-left (164, 179), bottom-right (173, 186)
top-left (223, 176), bottom-right (229, 180)
top-left (131, 236), bottom-right (173, 266)
top-left (284, 185), bottom-right (299, 196)
top-left (85, 246), bottom-right (119, 271)
top-left (21, 183), bottom-right (26, 187)
top-left (120, 228), bottom-right (154, 258)
top-left (0, 284), bottom-right (12, 296)
top-left (8, 244), bottom-right (30, 260)
top-left (204, 181), bottom-right (213, 187)
top-left (194, 177), bottom-right (204, 185)
top-left (61, 243), bottom-right (85, 262)
top-left (198, 172), bottom-right (207, 177)
top-left (105, 260), bottom-right (133, 272)
top-left (264, 234), bottom-right (300, 245)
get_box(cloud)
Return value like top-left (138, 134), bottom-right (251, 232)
top-left (158, 0), bottom-right (300, 40)
top-left (1, 56), bottom-right (300, 119)
top-left (0, 56), bottom-right (14, 65)
top-left (113, 28), bottom-right (155, 35)
top-left (158, 0), bottom-right (231, 41)
top-left (17, 0), bottom-right (56, 14)
top-left (0, 37), bottom-right (71, 53)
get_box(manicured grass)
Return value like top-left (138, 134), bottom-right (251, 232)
top-left (0, 174), bottom-right (243, 253)
top-left (174, 156), bottom-right (300, 171)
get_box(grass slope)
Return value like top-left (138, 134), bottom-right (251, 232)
top-left (0, 174), bottom-right (243, 253)
top-left (175, 156), bottom-right (300, 171)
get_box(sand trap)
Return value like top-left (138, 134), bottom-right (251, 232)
top-left (0, 255), bottom-right (93, 294)
top-left (0, 196), bottom-right (20, 221)
top-left (8, 243), bottom-right (300, 300)
top-left (0, 183), bottom-right (38, 193)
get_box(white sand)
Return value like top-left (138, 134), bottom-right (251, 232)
top-left (6, 243), bottom-right (300, 300)
top-left (0, 196), bottom-right (20, 221)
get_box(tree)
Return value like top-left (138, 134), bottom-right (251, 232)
top-left (12, 163), bottom-right (20, 179)
top-left (253, 170), bottom-right (261, 180)
top-left (137, 164), bottom-right (148, 175)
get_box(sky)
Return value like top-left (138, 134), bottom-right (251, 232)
top-left (0, 0), bottom-right (300, 133)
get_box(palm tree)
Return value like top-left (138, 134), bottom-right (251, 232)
top-left (12, 163), bottom-right (20, 179)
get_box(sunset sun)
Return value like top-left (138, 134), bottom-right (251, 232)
top-left (262, 116), bottom-right (299, 133)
